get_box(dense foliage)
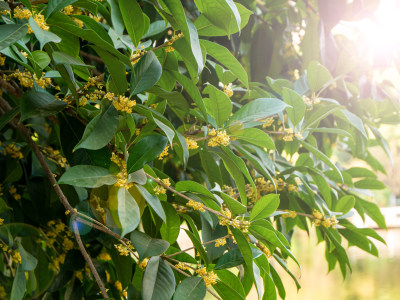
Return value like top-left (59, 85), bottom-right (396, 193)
top-left (0, 0), bottom-right (395, 299)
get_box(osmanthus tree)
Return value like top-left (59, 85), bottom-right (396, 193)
top-left (0, 0), bottom-right (395, 299)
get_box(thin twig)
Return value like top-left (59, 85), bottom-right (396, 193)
top-left (145, 173), bottom-right (229, 219)
top-left (164, 235), bottom-right (230, 258)
top-left (2, 252), bottom-right (15, 277)
top-left (72, 221), bottom-right (109, 298)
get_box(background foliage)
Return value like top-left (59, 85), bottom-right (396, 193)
top-left (0, 0), bottom-right (396, 299)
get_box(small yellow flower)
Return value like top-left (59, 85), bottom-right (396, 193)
top-left (12, 251), bottom-right (22, 264)
top-left (257, 242), bottom-right (272, 258)
top-left (185, 137), bottom-right (198, 149)
top-left (9, 185), bottom-right (21, 200)
top-left (208, 129), bottom-right (230, 147)
top-left (196, 267), bottom-right (207, 277)
top-left (0, 54), bottom-right (5, 66)
top-left (158, 145), bottom-right (169, 160)
top-left (139, 258), bottom-right (149, 270)
top-left (186, 199), bottom-right (205, 212)
top-left (14, 7), bottom-right (32, 19)
top-left (0, 218), bottom-right (4, 226)
top-left (153, 185), bottom-right (166, 195)
top-left (312, 209), bottom-right (323, 220)
top-left (175, 262), bottom-right (190, 270)
top-left (97, 252), bottom-right (111, 261)
top-left (282, 210), bottom-right (296, 218)
top-left (223, 83), bottom-right (233, 98)
top-left (115, 280), bottom-right (123, 292)
top-left (215, 238), bottom-right (226, 247)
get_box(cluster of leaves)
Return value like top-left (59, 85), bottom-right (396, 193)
top-left (0, 0), bottom-right (396, 299)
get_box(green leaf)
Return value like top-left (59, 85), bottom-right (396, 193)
top-left (215, 248), bottom-right (245, 270)
top-left (307, 60), bottom-right (332, 93)
top-left (164, 0), bottom-right (203, 74)
top-left (358, 198), bottom-right (386, 228)
top-left (130, 231), bottom-right (170, 260)
top-left (339, 229), bottom-right (378, 256)
top-left (118, 0), bottom-right (145, 47)
top-left (231, 228), bottom-right (254, 282)
top-left (217, 192), bottom-right (246, 215)
top-left (347, 167), bottom-right (377, 179)
top-left (336, 109), bottom-right (368, 139)
top-left (47, 0), bottom-right (77, 18)
top-left (28, 17), bottom-right (61, 49)
top-left (228, 98), bottom-right (287, 128)
top-left (336, 195), bottom-right (355, 215)
top-left (194, 0), bottom-right (240, 36)
top-left (200, 39), bottom-right (248, 88)
top-left (31, 50), bottom-right (51, 70)
top-left (74, 100), bottom-right (118, 151)
top-left (250, 194), bottom-right (280, 221)
top-left (230, 128), bottom-right (275, 150)
top-left (185, 229), bottom-right (209, 266)
top-left (354, 179), bottom-right (385, 190)
top-left (160, 202), bottom-right (181, 244)
top-left (20, 90), bottom-right (67, 121)
top-left (114, 187), bottom-right (141, 236)
top-left (214, 269), bottom-right (246, 298)
top-left (92, 45), bottom-right (127, 95)
top-left (215, 151), bottom-right (247, 205)
top-left (11, 265), bottom-right (26, 300)
top-left (18, 243), bottom-right (38, 271)
top-left (282, 88), bottom-right (306, 126)
top-left (135, 185), bottom-right (166, 222)
top-left (127, 135), bottom-right (168, 173)
top-left (131, 52), bottom-right (162, 96)
top-left (173, 276), bottom-right (206, 300)
top-left (299, 140), bottom-right (343, 182)
top-left (0, 106), bottom-right (19, 131)
top-left (203, 84), bottom-right (232, 127)
top-left (142, 257), bottom-right (176, 300)
top-left (52, 51), bottom-right (91, 67)
top-left (195, 3), bottom-right (252, 37)
top-left (0, 24), bottom-right (28, 51)
top-left (58, 165), bottom-right (116, 188)
top-left (175, 180), bottom-right (215, 199)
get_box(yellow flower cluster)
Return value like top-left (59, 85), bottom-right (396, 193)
top-left (172, 203), bottom-right (188, 213)
top-left (283, 128), bottom-right (294, 141)
top-left (208, 129), bottom-right (230, 147)
top-left (5, 70), bottom-right (52, 89)
top-left (0, 9), bottom-right (10, 16)
top-left (98, 252), bottom-right (111, 261)
top-left (257, 242), bottom-right (272, 258)
top-left (175, 262), bottom-right (190, 270)
top-left (196, 267), bottom-right (217, 287)
top-left (153, 178), bottom-right (170, 195)
top-left (218, 207), bottom-right (232, 226)
top-left (158, 145), bottom-right (169, 160)
top-left (166, 32), bottom-right (184, 46)
top-left (215, 238), bottom-right (226, 247)
top-left (62, 5), bottom-right (75, 15)
top-left (9, 185), bottom-right (21, 200)
top-left (114, 241), bottom-right (134, 256)
top-left (312, 209), bottom-right (339, 228)
top-left (115, 280), bottom-right (123, 291)
top-left (262, 117), bottom-right (274, 128)
top-left (287, 184), bottom-right (298, 192)
top-left (139, 258), bottom-right (149, 270)
top-left (41, 146), bottom-right (67, 167)
top-left (2, 142), bottom-right (23, 159)
top-left (185, 137), bottom-right (199, 149)
top-left (282, 210), bottom-right (296, 218)
top-left (13, 7), bottom-right (32, 19)
top-left (186, 199), bottom-right (205, 212)
top-left (111, 153), bottom-right (133, 189)
top-left (130, 45), bottom-right (146, 65)
top-left (165, 46), bottom-right (174, 53)
top-left (113, 95), bottom-right (136, 113)
top-left (12, 250), bottom-right (22, 264)
top-left (31, 13), bottom-right (49, 32)
top-left (223, 83), bottom-right (233, 98)
top-left (0, 54), bottom-right (5, 66)
top-left (0, 218), bottom-right (3, 226)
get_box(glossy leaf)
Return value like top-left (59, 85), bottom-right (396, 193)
top-left (58, 165), bottom-right (116, 188)
top-left (118, 0), bottom-right (145, 47)
top-left (142, 257), bottom-right (176, 300)
top-left (0, 24), bottom-right (28, 51)
top-left (130, 230), bottom-right (170, 260)
top-left (250, 194), bottom-right (280, 221)
top-left (131, 52), bottom-right (162, 96)
top-left (173, 276), bottom-right (206, 300)
top-left (20, 90), bottom-right (67, 121)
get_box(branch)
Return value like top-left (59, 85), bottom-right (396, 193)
top-left (72, 220), bottom-right (109, 298)
top-left (164, 235), bottom-right (230, 258)
top-left (2, 252), bottom-right (15, 277)
top-left (145, 173), bottom-right (229, 219)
